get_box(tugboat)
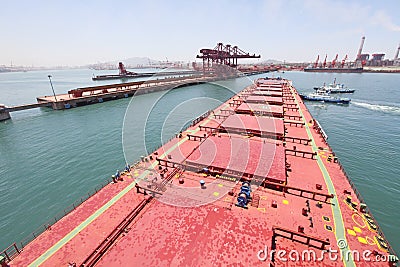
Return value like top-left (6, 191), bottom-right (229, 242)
top-left (300, 89), bottom-right (351, 104)
top-left (313, 78), bottom-right (355, 94)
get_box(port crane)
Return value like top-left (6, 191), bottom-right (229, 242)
top-left (118, 62), bottom-right (136, 76)
top-left (394, 44), bottom-right (400, 60)
top-left (394, 43), bottom-right (400, 63)
top-left (341, 55), bottom-right (348, 68)
top-left (356, 36), bottom-right (366, 61)
top-left (314, 55), bottom-right (319, 68)
top-left (322, 54), bottom-right (327, 68)
top-left (331, 54), bottom-right (338, 68)
top-left (196, 43), bottom-right (260, 73)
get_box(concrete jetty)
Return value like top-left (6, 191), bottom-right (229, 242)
top-left (1, 71), bottom-right (268, 121)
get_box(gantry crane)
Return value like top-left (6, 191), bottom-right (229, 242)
top-left (196, 43), bottom-right (260, 73)
top-left (314, 55), bottom-right (320, 68)
top-left (331, 54), bottom-right (338, 68)
top-left (341, 55), bottom-right (348, 68)
top-left (118, 62), bottom-right (136, 76)
top-left (356, 36), bottom-right (366, 61)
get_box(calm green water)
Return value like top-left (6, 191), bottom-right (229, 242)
top-left (0, 70), bottom-right (398, 254)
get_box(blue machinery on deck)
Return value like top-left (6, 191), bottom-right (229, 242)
top-left (236, 182), bottom-right (252, 209)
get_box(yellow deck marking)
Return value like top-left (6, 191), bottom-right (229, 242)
top-left (353, 226), bottom-right (362, 233)
top-left (257, 207), bottom-right (266, 213)
top-left (343, 199), bottom-right (357, 211)
top-left (347, 229), bottom-right (356, 236)
top-left (218, 184), bottom-right (223, 187)
top-left (357, 236), bottom-right (368, 244)
top-left (260, 196), bottom-right (267, 200)
top-left (213, 192), bottom-right (220, 197)
top-left (282, 199), bottom-right (289, 205)
top-left (374, 236), bottom-right (389, 252)
top-left (290, 86), bottom-right (356, 267)
top-left (366, 222), bottom-right (378, 232)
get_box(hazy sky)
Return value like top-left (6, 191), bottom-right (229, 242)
top-left (1, 0), bottom-right (399, 66)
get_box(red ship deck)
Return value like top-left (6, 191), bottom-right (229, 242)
top-left (7, 78), bottom-right (396, 267)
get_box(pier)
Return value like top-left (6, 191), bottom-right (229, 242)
top-left (0, 71), bottom-right (268, 121)
top-left (0, 103), bottom-right (51, 121)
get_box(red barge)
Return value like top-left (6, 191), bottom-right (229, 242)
top-left (3, 78), bottom-right (397, 267)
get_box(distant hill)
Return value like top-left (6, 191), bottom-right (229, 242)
top-left (109, 57), bottom-right (160, 67)
top-left (87, 57), bottom-right (174, 70)
top-left (261, 59), bottom-right (284, 64)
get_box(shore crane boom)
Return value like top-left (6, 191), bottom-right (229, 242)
top-left (341, 55), bottom-right (348, 68)
top-left (314, 55), bottom-right (320, 68)
top-left (331, 54), bottom-right (338, 68)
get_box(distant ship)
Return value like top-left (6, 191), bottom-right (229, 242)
top-left (313, 78), bottom-right (356, 94)
top-left (304, 67), bottom-right (363, 73)
top-left (305, 54), bottom-right (363, 73)
top-left (92, 62), bottom-right (199, 81)
top-left (300, 91), bottom-right (351, 104)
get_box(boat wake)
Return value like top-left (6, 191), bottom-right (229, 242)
top-left (352, 101), bottom-right (400, 115)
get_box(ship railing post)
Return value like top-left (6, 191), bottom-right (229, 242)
top-left (4, 250), bottom-right (10, 262)
top-left (14, 243), bottom-right (20, 254)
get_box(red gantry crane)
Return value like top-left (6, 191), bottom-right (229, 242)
top-left (341, 55), bottom-right (348, 68)
top-left (331, 54), bottom-right (338, 68)
top-left (196, 43), bottom-right (260, 73)
top-left (322, 54), bottom-right (327, 68)
top-left (394, 43), bottom-right (400, 61)
top-left (356, 36), bottom-right (366, 61)
top-left (314, 55), bottom-right (320, 68)
top-left (118, 62), bottom-right (136, 76)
